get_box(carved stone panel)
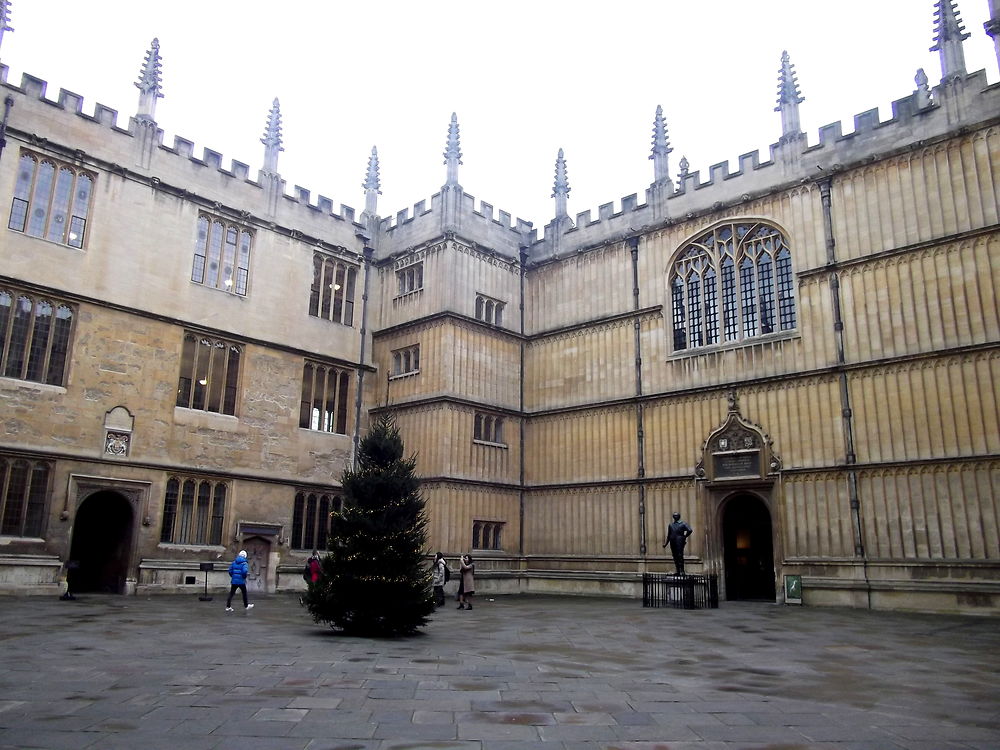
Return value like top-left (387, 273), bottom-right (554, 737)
top-left (696, 391), bottom-right (780, 483)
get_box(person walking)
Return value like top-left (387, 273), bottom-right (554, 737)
top-left (225, 550), bottom-right (254, 612)
top-left (457, 554), bottom-right (475, 610)
top-left (431, 552), bottom-right (447, 607)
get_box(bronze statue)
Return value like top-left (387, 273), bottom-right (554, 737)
top-left (663, 512), bottom-right (693, 574)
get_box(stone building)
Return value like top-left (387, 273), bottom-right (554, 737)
top-left (0, 2), bottom-right (997, 613)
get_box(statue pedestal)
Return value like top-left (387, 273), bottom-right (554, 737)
top-left (642, 573), bottom-right (718, 609)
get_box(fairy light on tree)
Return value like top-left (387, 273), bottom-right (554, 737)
top-left (304, 412), bottom-right (434, 636)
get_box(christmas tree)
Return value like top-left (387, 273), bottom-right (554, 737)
top-left (305, 413), bottom-right (434, 636)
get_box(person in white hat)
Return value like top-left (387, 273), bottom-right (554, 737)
top-left (225, 550), bottom-right (254, 612)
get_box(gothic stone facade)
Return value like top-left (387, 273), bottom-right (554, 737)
top-left (0, 32), bottom-right (998, 614)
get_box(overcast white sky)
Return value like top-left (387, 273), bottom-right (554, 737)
top-left (2, 1), bottom-right (996, 228)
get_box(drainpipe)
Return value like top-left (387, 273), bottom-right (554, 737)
top-left (820, 177), bottom-right (870, 607)
top-left (518, 246), bottom-right (528, 560)
top-left (351, 246), bottom-right (374, 468)
top-left (627, 236), bottom-right (647, 556)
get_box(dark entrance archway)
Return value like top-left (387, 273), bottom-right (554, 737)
top-left (722, 494), bottom-right (775, 601)
top-left (68, 491), bottom-right (134, 594)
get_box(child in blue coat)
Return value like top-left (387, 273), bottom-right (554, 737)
top-left (225, 550), bottom-right (254, 612)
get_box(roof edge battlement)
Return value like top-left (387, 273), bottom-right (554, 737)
top-left (527, 70), bottom-right (1000, 263)
top-left (0, 66), bottom-right (366, 243)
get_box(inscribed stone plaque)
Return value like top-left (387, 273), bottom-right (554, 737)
top-left (714, 451), bottom-right (760, 478)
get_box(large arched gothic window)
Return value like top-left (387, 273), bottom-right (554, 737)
top-left (669, 221), bottom-right (796, 351)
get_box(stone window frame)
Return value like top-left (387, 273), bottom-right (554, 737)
top-left (159, 474), bottom-right (228, 546)
top-left (669, 219), bottom-right (797, 353)
top-left (191, 213), bottom-right (253, 296)
top-left (472, 520), bottom-right (504, 551)
top-left (309, 252), bottom-right (358, 326)
top-left (474, 294), bottom-right (505, 326)
top-left (473, 412), bottom-right (506, 447)
top-left (291, 490), bottom-right (340, 551)
top-left (8, 150), bottom-right (95, 249)
top-left (175, 332), bottom-right (243, 416)
top-left (0, 453), bottom-right (51, 539)
top-left (395, 262), bottom-right (424, 297)
top-left (390, 344), bottom-right (420, 378)
top-left (0, 286), bottom-right (74, 387)
top-left (299, 361), bottom-right (352, 435)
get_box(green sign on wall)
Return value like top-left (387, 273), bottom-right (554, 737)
top-left (784, 574), bottom-right (802, 605)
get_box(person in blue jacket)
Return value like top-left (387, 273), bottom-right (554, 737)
top-left (225, 550), bottom-right (254, 612)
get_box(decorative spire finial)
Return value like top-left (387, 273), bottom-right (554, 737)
top-left (363, 146), bottom-right (381, 193)
top-left (261, 97), bottom-right (284, 174)
top-left (0, 0), bottom-right (13, 54)
top-left (134, 38), bottom-right (163, 121)
top-left (775, 50), bottom-right (805, 143)
top-left (363, 146), bottom-right (380, 217)
top-left (678, 155), bottom-right (689, 183)
top-left (930, 1), bottom-right (970, 81)
top-left (914, 68), bottom-right (933, 108)
top-left (650, 104), bottom-right (673, 185)
top-left (552, 148), bottom-right (570, 220)
top-left (443, 112), bottom-right (462, 186)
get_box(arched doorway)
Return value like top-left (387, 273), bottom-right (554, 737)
top-left (722, 494), bottom-right (775, 601)
top-left (68, 491), bottom-right (134, 594)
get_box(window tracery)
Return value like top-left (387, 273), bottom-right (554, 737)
top-left (669, 221), bottom-right (796, 351)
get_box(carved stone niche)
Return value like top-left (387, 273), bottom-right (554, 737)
top-left (695, 392), bottom-right (781, 483)
top-left (103, 406), bottom-right (134, 458)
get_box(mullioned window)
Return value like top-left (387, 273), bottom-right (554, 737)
top-left (0, 287), bottom-right (74, 386)
top-left (670, 221), bottom-right (796, 352)
top-left (192, 214), bottom-right (252, 296)
top-left (9, 151), bottom-right (94, 249)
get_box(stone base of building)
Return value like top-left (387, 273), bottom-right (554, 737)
top-left (1, 553), bottom-right (997, 615)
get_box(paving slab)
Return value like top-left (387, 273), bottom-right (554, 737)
top-left (0, 593), bottom-right (998, 749)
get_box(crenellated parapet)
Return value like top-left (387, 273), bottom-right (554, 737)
top-left (0, 65), bottom-right (368, 253)
top-left (375, 187), bottom-right (535, 262)
top-left (526, 69), bottom-right (1000, 264)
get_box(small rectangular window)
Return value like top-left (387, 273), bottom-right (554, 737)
top-left (396, 263), bottom-right (424, 296)
top-left (390, 345), bottom-right (420, 377)
top-left (474, 294), bottom-right (505, 326)
top-left (473, 412), bottom-right (505, 446)
top-left (472, 520), bottom-right (505, 551)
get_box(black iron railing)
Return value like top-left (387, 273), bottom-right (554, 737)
top-left (642, 573), bottom-right (718, 609)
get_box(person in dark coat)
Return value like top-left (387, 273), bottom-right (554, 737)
top-left (225, 550), bottom-right (254, 612)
